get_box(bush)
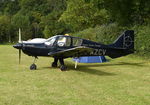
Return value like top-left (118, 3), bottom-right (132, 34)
top-left (73, 23), bottom-right (126, 44)
top-left (73, 23), bottom-right (150, 57)
top-left (133, 25), bottom-right (150, 57)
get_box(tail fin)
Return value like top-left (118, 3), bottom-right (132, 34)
top-left (108, 30), bottom-right (134, 58)
top-left (110, 30), bottom-right (134, 50)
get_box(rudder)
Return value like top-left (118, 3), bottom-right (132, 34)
top-left (108, 30), bottom-right (134, 58)
top-left (110, 30), bottom-right (134, 50)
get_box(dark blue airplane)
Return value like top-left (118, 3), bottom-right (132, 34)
top-left (13, 30), bottom-right (134, 71)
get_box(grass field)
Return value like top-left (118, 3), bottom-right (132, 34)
top-left (0, 45), bottom-right (150, 105)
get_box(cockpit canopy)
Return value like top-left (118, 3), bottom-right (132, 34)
top-left (45, 35), bottom-right (82, 47)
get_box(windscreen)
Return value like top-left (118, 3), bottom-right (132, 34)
top-left (45, 37), bottom-right (56, 46)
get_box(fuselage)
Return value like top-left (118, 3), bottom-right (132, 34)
top-left (13, 34), bottom-right (134, 59)
top-left (14, 35), bottom-right (108, 57)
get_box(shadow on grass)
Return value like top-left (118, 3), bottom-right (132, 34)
top-left (65, 61), bottom-right (146, 76)
top-left (78, 62), bottom-right (146, 68)
top-left (69, 64), bottom-right (116, 76)
top-left (38, 61), bottom-right (146, 76)
top-left (40, 65), bottom-right (116, 76)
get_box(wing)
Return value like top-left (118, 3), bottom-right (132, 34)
top-left (48, 46), bottom-right (93, 58)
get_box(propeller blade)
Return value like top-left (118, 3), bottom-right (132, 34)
top-left (19, 49), bottom-right (21, 64)
top-left (19, 28), bottom-right (21, 43)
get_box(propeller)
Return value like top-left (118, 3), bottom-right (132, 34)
top-left (19, 28), bottom-right (21, 43)
top-left (18, 28), bottom-right (22, 64)
top-left (19, 49), bottom-right (21, 64)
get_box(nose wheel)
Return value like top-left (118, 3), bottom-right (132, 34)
top-left (30, 57), bottom-right (38, 70)
top-left (30, 64), bottom-right (37, 70)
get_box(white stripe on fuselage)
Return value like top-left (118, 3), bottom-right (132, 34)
top-left (23, 38), bottom-right (46, 43)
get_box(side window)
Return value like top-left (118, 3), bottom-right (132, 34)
top-left (57, 37), bottom-right (71, 47)
top-left (73, 38), bottom-right (82, 46)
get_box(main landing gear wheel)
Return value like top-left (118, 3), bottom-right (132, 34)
top-left (52, 62), bottom-right (57, 67)
top-left (52, 58), bottom-right (67, 71)
top-left (30, 64), bottom-right (37, 70)
top-left (60, 65), bottom-right (67, 71)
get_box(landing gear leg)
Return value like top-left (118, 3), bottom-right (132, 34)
top-left (51, 58), bottom-right (58, 67)
top-left (30, 57), bottom-right (38, 70)
top-left (59, 58), bottom-right (67, 71)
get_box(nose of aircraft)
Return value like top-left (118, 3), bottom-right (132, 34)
top-left (13, 43), bottom-right (23, 49)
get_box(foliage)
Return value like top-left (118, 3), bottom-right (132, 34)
top-left (0, 0), bottom-right (20, 15)
top-left (0, 0), bottom-right (150, 57)
top-left (0, 0), bottom-right (67, 41)
top-left (133, 25), bottom-right (150, 56)
top-left (74, 23), bottom-right (150, 57)
top-left (0, 15), bottom-right (12, 43)
top-left (0, 15), bottom-right (15, 43)
top-left (11, 13), bottom-right (32, 40)
top-left (87, 0), bottom-right (150, 25)
top-left (73, 23), bottom-right (126, 44)
top-left (60, 0), bottom-right (109, 32)
top-left (41, 11), bottom-right (68, 38)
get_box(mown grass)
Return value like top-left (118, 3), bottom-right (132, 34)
top-left (0, 45), bottom-right (150, 105)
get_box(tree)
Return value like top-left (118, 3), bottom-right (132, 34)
top-left (41, 12), bottom-right (68, 38)
top-left (92, 0), bottom-right (150, 25)
top-left (0, 15), bottom-right (12, 42)
top-left (60, 0), bottom-right (108, 32)
top-left (11, 13), bottom-right (32, 40)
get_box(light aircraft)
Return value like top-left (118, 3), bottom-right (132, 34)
top-left (13, 29), bottom-right (134, 71)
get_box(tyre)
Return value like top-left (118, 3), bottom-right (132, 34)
top-left (60, 65), bottom-right (67, 71)
top-left (30, 64), bottom-right (37, 70)
top-left (52, 62), bottom-right (57, 67)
